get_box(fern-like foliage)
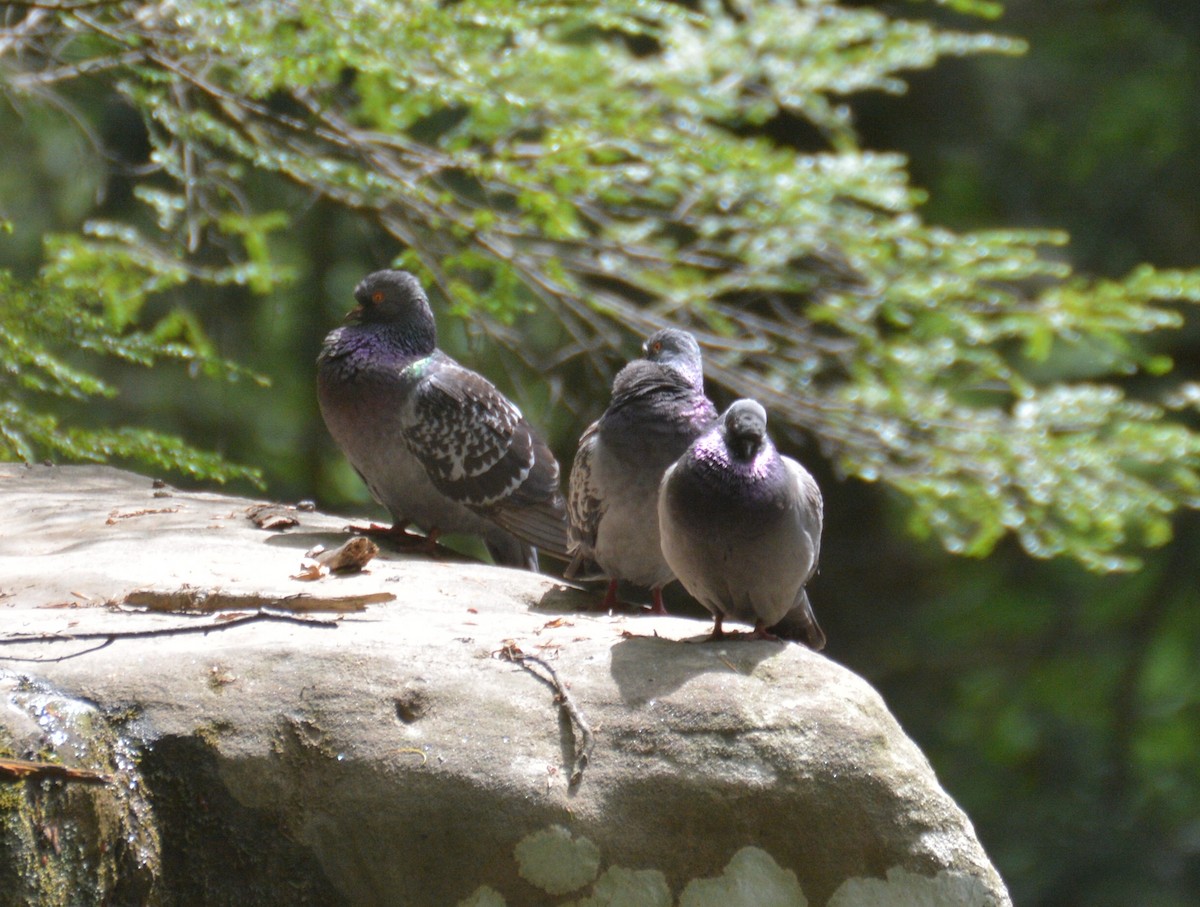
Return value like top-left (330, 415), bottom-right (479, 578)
top-left (0, 267), bottom-right (263, 485)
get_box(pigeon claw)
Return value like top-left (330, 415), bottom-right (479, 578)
top-left (591, 580), bottom-right (667, 616)
top-left (749, 620), bottom-right (782, 642)
top-left (706, 613), bottom-right (726, 642)
top-left (589, 579), bottom-right (631, 613)
top-left (705, 615), bottom-right (783, 642)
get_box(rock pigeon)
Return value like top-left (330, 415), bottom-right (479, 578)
top-left (658, 399), bottom-right (826, 648)
top-left (317, 269), bottom-right (569, 570)
top-left (566, 328), bottom-right (718, 613)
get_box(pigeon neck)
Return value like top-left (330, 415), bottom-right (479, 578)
top-left (696, 429), bottom-right (777, 480)
top-left (385, 320), bottom-right (437, 358)
top-left (660, 357), bottom-right (703, 392)
top-left (321, 318), bottom-right (436, 371)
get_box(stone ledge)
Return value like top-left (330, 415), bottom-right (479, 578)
top-left (0, 464), bottom-right (1010, 906)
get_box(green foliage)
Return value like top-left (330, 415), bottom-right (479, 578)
top-left (4, 0), bottom-right (1195, 571)
top-left (3, 2), bottom-right (1200, 903)
top-left (3, 0), bottom-right (1199, 566)
top-left (0, 268), bottom-right (263, 485)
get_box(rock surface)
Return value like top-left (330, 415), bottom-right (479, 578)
top-left (0, 464), bottom-right (1011, 907)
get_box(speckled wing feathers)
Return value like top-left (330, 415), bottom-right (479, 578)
top-left (566, 420), bottom-right (603, 558)
top-left (403, 364), bottom-right (530, 508)
top-left (403, 360), bottom-right (570, 559)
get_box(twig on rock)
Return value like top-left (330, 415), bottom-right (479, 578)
top-left (497, 642), bottom-right (593, 788)
top-left (0, 609), bottom-right (340, 662)
top-left (0, 757), bottom-right (113, 786)
top-left (125, 586), bottom-right (390, 613)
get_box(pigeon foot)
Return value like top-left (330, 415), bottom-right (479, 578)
top-left (349, 521), bottom-right (444, 556)
top-left (705, 616), bottom-right (783, 642)
top-left (749, 620), bottom-right (782, 642)
top-left (590, 580), bottom-right (668, 615)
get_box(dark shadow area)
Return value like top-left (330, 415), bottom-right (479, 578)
top-left (261, 528), bottom-right (481, 568)
top-left (531, 583), bottom-right (601, 614)
top-left (533, 579), bottom-right (714, 621)
top-left (140, 736), bottom-right (346, 907)
top-left (607, 633), bottom-right (786, 706)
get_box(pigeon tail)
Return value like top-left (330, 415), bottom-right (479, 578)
top-left (769, 589), bottom-right (827, 651)
top-left (563, 549), bottom-right (604, 582)
top-left (486, 533), bottom-right (539, 571)
top-left (491, 498), bottom-right (571, 563)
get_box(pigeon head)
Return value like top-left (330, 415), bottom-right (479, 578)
top-left (722, 399), bottom-right (769, 462)
top-left (347, 269), bottom-right (437, 353)
top-left (350, 270), bottom-right (431, 323)
top-left (642, 328), bottom-right (704, 386)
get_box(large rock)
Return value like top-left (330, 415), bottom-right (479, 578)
top-left (0, 464), bottom-right (1010, 906)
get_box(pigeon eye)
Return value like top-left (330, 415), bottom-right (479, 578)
top-left (651, 341), bottom-right (662, 354)
top-left (371, 291), bottom-right (385, 304)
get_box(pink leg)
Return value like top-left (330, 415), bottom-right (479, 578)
top-left (750, 620), bottom-right (781, 642)
top-left (599, 579), bottom-right (620, 611)
top-left (416, 527), bottom-right (442, 556)
top-left (707, 612), bottom-right (726, 641)
top-left (646, 587), bottom-right (669, 616)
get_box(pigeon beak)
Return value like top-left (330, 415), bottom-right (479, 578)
top-left (344, 304), bottom-right (365, 323)
top-left (731, 437), bottom-right (759, 461)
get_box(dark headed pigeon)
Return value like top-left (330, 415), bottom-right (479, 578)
top-left (658, 399), bottom-right (826, 648)
top-left (317, 269), bottom-right (569, 570)
top-left (566, 328), bottom-right (717, 613)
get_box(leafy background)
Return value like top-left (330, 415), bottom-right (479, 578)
top-left (2, 1), bottom-right (1199, 903)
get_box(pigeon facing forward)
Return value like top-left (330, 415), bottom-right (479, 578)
top-left (317, 269), bottom-right (569, 570)
top-left (658, 399), bottom-right (826, 648)
top-left (566, 328), bottom-right (717, 613)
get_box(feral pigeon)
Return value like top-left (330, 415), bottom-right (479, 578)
top-left (566, 328), bottom-right (717, 613)
top-left (317, 269), bottom-right (569, 570)
top-left (658, 399), bottom-right (826, 648)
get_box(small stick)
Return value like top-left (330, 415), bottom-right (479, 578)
top-left (498, 643), bottom-right (593, 787)
top-left (0, 757), bottom-right (113, 786)
top-left (0, 609), bottom-right (339, 660)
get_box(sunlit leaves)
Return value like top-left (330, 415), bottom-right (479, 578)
top-left (3, 0), bottom-right (1200, 567)
top-left (0, 271), bottom-right (263, 485)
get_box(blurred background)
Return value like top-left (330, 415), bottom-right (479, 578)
top-left (3, 1), bottom-right (1199, 903)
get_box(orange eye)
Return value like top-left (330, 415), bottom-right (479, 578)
top-left (372, 291), bottom-right (385, 304)
top-left (651, 341), bottom-right (662, 354)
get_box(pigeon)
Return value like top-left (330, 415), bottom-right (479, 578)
top-left (566, 328), bottom-right (718, 613)
top-left (658, 399), bottom-right (826, 648)
top-left (317, 269), bottom-right (569, 570)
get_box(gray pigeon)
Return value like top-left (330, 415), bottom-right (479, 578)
top-left (317, 269), bottom-right (569, 570)
top-left (566, 328), bottom-right (718, 613)
top-left (658, 399), bottom-right (826, 648)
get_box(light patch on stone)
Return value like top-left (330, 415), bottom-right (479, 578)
top-left (456, 886), bottom-right (507, 907)
top-left (514, 825), bottom-right (602, 895)
top-left (678, 846), bottom-right (808, 907)
top-left (564, 865), bottom-right (672, 907)
top-left (827, 866), bottom-right (998, 907)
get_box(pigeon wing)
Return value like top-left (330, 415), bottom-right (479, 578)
top-left (769, 456), bottom-right (826, 649)
top-left (787, 457), bottom-right (824, 585)
top-left (564, 420), bottom-right (605, 578)
top-left (403, 359), bottom-right (569, 558)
